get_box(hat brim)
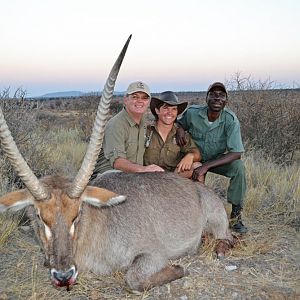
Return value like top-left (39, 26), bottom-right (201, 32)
top-left (150, 97), bottom-right (187, 117)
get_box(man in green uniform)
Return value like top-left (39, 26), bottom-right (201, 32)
top-left (144, 91), bottom-right (202, 179)
top-left (91, 81), bottom-right (164, 179)
top-left (177, 82), bottom-right (248, 233)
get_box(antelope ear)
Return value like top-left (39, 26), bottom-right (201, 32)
top-left (0, 189), bottom-right (34, 212)
top-left (81, 186), bottom-right (126, 207)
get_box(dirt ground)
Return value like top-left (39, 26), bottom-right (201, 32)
top-left (0, 216), bottom-right (299, 300)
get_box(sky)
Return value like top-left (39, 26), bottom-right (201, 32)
top-left (0, 0), bottom-right (299, 97)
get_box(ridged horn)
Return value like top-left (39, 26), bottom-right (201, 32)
top-left (0, 107), bottom-right (49, 200)
top-left (68, 34), bottom-right (132, 198)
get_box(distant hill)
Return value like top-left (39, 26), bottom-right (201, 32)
top-left (39, 91), bottom-right (85, 98)
top-left (38, 90), bottom-right (124, 99)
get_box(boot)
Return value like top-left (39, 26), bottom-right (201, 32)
top-left (230, 204), bottom-right (248, 234)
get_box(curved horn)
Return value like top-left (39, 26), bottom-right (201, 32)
top-left (68, 35), bottom-right (132, 198)
top-left (0, 107), bottom-right (49, 200)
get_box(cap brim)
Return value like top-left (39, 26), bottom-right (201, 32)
top-left (207, 83), bottom-right (228, 95)
top-left (127, 89), bottom-right (151, 98)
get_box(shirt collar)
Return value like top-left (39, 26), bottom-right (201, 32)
top-left (121, 108), bottom-right (145, 127)
top-left (198, 105), bottom-right (225, 121)
top-left (198, 106), bottom-right (208, 119)
top-left (152, 122), bottom-right (177, 135)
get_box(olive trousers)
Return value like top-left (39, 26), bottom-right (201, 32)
top-left (207, 159), bottom-right (246, 207)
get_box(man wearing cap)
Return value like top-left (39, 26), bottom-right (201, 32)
top-left (176, 82), bottom-right (247, 233)
top-left (144, 91), bottom-right (202, 179)
top-left (91, 81), bottom-right (164, 179)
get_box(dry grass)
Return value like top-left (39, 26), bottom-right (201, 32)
top-left (247, 155), bottom-right (300, 228)
top-left (0, 213), bottom-right (19, 247)
top-left (39, 127), bottom-right (87, 177)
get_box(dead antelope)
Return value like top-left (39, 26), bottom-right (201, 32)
top-left (0, 35), bottom-right (233, 291)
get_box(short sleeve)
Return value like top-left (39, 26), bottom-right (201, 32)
top-left (226, 119), bottom-right (245, 153)
top-left (103, 121), bottom-right (128, 166)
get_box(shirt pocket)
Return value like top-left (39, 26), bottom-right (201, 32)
top-left (165, 144), bottom-right (182, 166)
top-left (144, 146), bottom-right (161, 165)
top-left (208, 136), bottom-right (227, 154)
top-left (190, 129), bottom-right (204, 140)
top-left (126, 140), bottom-right (139, 159)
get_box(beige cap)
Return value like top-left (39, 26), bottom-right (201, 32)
top-left (126, 81), bottom-right (151, 98)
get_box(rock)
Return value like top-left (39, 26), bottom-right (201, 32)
top-left (225, 265), bottom-right (238, 271)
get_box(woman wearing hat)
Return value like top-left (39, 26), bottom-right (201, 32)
top-left (144, 91), bottom-right (204, 181)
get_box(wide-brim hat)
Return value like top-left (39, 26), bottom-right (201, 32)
top-left (150, 91), bottom-right (188, 117)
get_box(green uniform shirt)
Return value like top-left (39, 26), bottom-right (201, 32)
top-left (93, 108), bottom-right (146, 174)
top-left (178, 105), bottom-right (244, 162)
top-left (144, 124), bottom-right (198, 171)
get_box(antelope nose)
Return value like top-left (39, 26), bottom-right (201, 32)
top-left (51, 266), bottom-right (77, 286)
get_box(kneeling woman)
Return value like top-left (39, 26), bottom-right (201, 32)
top-left (144, 91), bottom-right (204, 183)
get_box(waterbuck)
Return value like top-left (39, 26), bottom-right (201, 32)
top-left (0, 35), bottom-right (233, 291)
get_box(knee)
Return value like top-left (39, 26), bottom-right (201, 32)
top-left (230, 160), bottom-right (245, 176)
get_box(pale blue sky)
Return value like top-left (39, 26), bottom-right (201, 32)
top-left (0, 0), bottom-right (299, 97)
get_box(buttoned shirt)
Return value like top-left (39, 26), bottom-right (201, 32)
top-left (177, 105), bottom-right (244, 162)
top-left (144, 124), bottom-right (198, 171)
top-left (93, 108), bottom-right (146, 174)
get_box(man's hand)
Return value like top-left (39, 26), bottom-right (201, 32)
top-left (176, 153), bottom-right (194, 173)
top-left (114, 158), bottom-right (164, 173)
top-left (192, 165), bottom-right (208, 181)
top-left (176, 126), bottom-right (187, 146)
top-left (142, 164), bottom-right (165, 172)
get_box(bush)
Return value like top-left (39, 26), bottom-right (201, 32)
top-left (0, 88), bottom-right (52, 191)
top-left (225, 73), bottom-right (300, 163)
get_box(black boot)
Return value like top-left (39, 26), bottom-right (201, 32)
top-left (230, 204), bottom-right (248, 234)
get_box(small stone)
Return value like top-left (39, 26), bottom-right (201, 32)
top-left (225, 265), bottom-right (238, 271)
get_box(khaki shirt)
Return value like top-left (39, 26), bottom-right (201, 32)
top-left (144, 124), bottom-right (198, 171)
top-left (177, 105), bottom-right (245, 162)
top-left (93, 108), bottom-right (146, 175)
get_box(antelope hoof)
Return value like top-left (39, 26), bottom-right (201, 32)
top-left (215, 239), bottom-right (233, 259)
